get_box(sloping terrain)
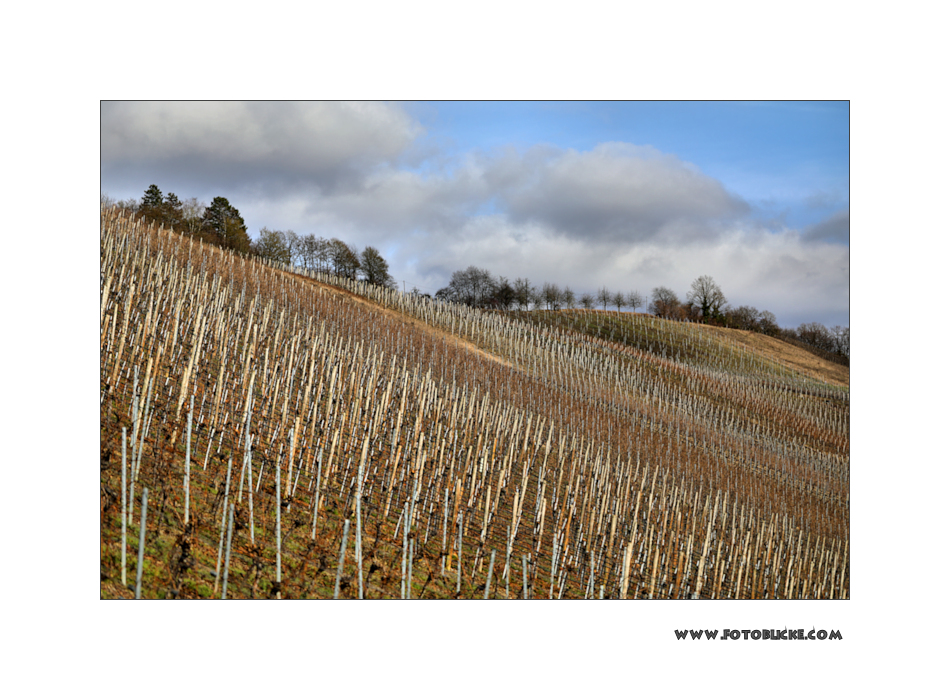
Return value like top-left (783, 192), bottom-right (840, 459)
top-left (100, 207), bottom-right (849, 599)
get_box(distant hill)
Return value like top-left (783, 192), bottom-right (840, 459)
top-left (100, 207), bottom-right (849, 599)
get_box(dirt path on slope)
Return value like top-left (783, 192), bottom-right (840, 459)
top-left (285, 272), bottom-right (514, 369)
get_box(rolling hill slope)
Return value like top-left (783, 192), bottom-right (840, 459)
top-left (100, 206), bottom-right (849, 599)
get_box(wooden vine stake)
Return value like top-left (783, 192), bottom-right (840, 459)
top-left (356, 435), bottom-right (368, 599)
top-left (184, 395), bottom-right (193, 526)
top-left (620, 539), bottom-right (634, 600)
top-left (221, 504), bottom-right (235, 599)
top-left (99, 209), bottom-right (848, 601)
top-left (334, 519), bottom-right (351, 600)
top-left (484, 549), bottom-right (496, 599)
top-left (214, 457), bottom-right (234, 594)
top-left (135, 487), bottom-right (149, 600)
top-left (276, 448), bottom-right (282, 599)
top-left (121, 427), bottom-right (127, 587)
top-left (522, 554), bottom-right (529, 599)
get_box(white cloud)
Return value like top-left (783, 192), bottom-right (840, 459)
top-left (396, 217), bottom-right (847, 327)
top-left (100, 102), bottom-right (848, 327)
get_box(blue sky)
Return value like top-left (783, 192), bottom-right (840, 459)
top-left (101, 100), bottom-right (849, 328)
top-left (406, 100), bottom-right (849, 229)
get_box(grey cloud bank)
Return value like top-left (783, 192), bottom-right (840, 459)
top-left (499, 143), bottom-right (750, 243)
top-left (802, 209), bottom-right (850, 245)
top-left (102, 102), bottom-right (421, 195)
top-left (101, 101), bottom-right (849, 329)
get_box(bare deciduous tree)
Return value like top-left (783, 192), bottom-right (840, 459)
top-left (542, 282), bottom-right (562, 310)
top-left (627, 290), bottom-right (644, 313)
top-left (830, 325), bottom-right (850, 359)
top-left (650, 286), bottom-right (680, 319)
top-left (283, 230), bottom-right (301, 267)
top-left (513, 278), bottom-right (534, 311)
top-left (612, 291), bottom-right (627, 313)
top-left (758, 309), bottom-right (779, 335)
top-left (254, 227), bottom-right (293, 264)
top-left (298, 234), bottom-right (326, 271)
top-left (181, 198), bottom-right (206, 234)
top-left (328, 238), bottom-right (361, 279)
top-left (687, 275), bottom-right (727, 321)
top-left (437, 266), bottom-right (498, 307)
top-left (495, 277), bottom-right (516, 310)
top-left (797, 322), bottom-right (834, 353)
top-left (726, 305), bottom-right (760, 331)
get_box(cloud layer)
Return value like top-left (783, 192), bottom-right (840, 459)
top-left (102, 101), bottom-right (422, 195)
top-left (101, 101), bottom-right (849, 328)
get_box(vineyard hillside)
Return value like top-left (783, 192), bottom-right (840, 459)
top-left (100, 207), bottom-right (849, 599)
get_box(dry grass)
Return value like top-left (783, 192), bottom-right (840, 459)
top-left (701, 325), bottom-right (849, 388)
top-left (288, 271), bottom-right (514, 369)
top-left (100, 208), bottom-right (849, 600)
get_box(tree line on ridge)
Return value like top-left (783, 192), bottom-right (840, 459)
top-left (103, 187), bottom-right (847, 365)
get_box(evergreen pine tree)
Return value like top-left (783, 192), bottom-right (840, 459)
top-left (138, 184), bottom-right (165, 226)
top-left (141, 184), bottom-right (163, 209)
top-left (163, 192), bottom-right (183, 230)
top-left (202, 197), bottom-right (250, 253)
